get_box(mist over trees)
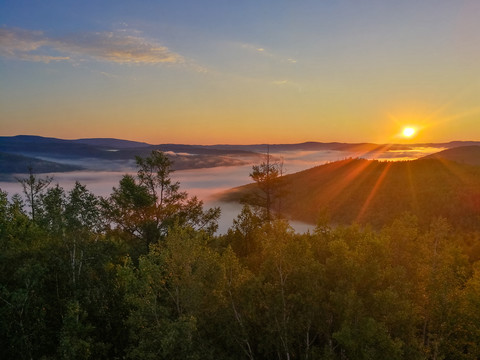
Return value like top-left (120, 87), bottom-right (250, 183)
top-left (1, 151), bottom-right (480, 359)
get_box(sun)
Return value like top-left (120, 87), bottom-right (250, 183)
top-left (402, 127), bottom-right (416, 138)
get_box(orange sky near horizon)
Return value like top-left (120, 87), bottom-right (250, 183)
top-left (1, 0), bottom-right (479, 145)
top-left (2, 98), bottom-right (475, 145)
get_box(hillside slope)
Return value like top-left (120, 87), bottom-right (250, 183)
top-left (221, 158), bottom-right (480, 229)
top-left (422, 145), bottom-right (480, 166)
top-left (0, 135), bottom-right (257, 159)
top-left (0, 135), bottom-right (257, 173)
top-left (0, 152), bottom-right (83, 174)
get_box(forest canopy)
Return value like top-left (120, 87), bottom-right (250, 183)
top-left (1, 151), bottom-right (480, 360)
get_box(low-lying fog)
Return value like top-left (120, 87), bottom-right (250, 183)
top-left (0, 147), bottom-right (442, 234)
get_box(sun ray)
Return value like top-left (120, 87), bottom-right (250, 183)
top-left (347, 143), bottom-right (396, 162)
top-left (434, 106), bottom-right (480, 126)
top-left (406, 161), bottom-right (420, 215)
top-left (427, 156), bottom-right (473, 187)
top-left (386, 98), bottom-right (480, 143)
top-left (355, 162), bottom-right (392, 222)
top-left (322, 159), bottom-right (386, 219)
top-left (315, 158), bottom-right (373, 213)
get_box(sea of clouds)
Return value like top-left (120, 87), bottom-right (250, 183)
top-left (0, 147), bottom-right (442, 234)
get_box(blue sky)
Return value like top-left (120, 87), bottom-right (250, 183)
top-left (1, 0), bottom-right (479, 144)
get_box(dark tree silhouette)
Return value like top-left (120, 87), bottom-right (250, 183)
top-left (16, 167), bottom-right (52, 221)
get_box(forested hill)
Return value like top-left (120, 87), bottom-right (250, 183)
top-left (421, 145), bottom-right (480, 166)
top-left (0, 135), bottom-right (257, 159)
top-left (221, 157), bottom-right (480, 229)
top-left (0, 135), bottom-right (257, 174)
top-left (0, 152), bottom-right (83, 174)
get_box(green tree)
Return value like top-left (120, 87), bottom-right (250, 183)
top-left (104, 151), bottom-right (220, 250)
top-left (57, 301), bottom-right (93, 360)
top-left (121, 226), bottom-right (225, 360)
top-left (16, 167), bottom-right (52, 221)
top-left (419, 218), bottom-right (471, 360)
top-left (35, 182), bottom-right (127, 359)
top-left (249, 148), bottom-right (283, 221)
top-left (450, 262), bottom-right (480, 359)
top-left (37, 184), bottom-right (67, 236)
top-left (217, 246), bottom-right (257, 359)
top-left (0, 192), bottom-right (57, 359)
top-left (226, 204), bottom-right (263, 258)
top-left (257, 221), bottom-right (324, 359)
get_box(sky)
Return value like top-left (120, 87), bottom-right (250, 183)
top-left (1, 0), bottom-right (479, 145)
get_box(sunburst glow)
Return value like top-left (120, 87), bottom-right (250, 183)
top-left (402, 127), bottom-right (416, 138)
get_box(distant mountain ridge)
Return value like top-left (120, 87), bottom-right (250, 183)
top-left (0, 135), bottom-right (258, 176)
top-left (1, 135), bottom-right (479, 178)
top-left (72, 138), bottom-right (152, 149)
top-left (205, 140), bottom-right (480, 152)
top-left (0, 135), bottom-right (258, 159)
top-left (3, 135), bottom-right (479, 154)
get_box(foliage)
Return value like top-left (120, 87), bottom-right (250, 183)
top-left (103, 151), bottom-right (220, 252)
top-left (16, 166), bottom-right (52, 221)
top-left (1, 153), bottom-right (480, 359)
top-left (247, 151), bottom-right (287, 221)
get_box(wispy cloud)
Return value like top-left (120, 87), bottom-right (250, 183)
top-left (241, 43), bottom-right (274, 57)
top-left (0, 27), bottom-right (183, 65)
top-left (0, 27), bottom-right (68, 63)
top-left (0, 27), bottom-right (44, 53)
top-left (272, 79), bottom-right (303, 92)
top-left (98, 71), bottom-right (118, 79)
top-left (56, 32), bottom-right (183, 64)
top-left (17, 54), bottom-right (71, 63)
top-left (240, 42), bottom-right (297, 64)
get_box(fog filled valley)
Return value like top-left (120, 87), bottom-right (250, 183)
top-left (1, 135), bottom-right (468, 233)
top-left (1, 136), bottom-right (480, 359)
